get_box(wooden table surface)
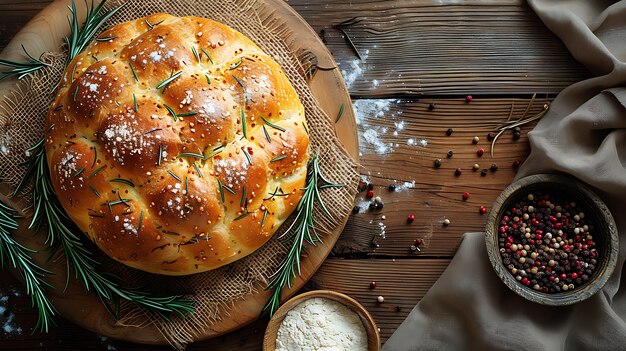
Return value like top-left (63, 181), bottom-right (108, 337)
top-left (0, 0), bottom-right (587, 350)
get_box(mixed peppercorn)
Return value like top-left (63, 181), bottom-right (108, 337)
top-left (498, 192), bottom-right (598, 293)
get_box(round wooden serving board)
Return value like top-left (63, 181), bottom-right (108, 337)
top-left (0, 0), bottom-right (358, 345)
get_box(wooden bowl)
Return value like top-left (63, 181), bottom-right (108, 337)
top-left (485, 174), bottom-right (618, 306)
top-left (263, 290), bottom-right (381, 351)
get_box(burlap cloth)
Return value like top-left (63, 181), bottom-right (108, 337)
top-left (385, 1), bottom-right (626, 350)
top-left (0, 0), bottom-right (358, 349)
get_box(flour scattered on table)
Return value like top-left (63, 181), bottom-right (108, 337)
top-left (394, 180), bottom-right (416, 192)
top-left (275, 297), bottom-right (368, 351)
top-left (99, 336), bottom-right (118, 351)
top-left (0, 288), bottom-right (23, 336)
top-left (339, 49), bottom-right (369, 89)
top-left (353, 99), bottom-right (428, 156)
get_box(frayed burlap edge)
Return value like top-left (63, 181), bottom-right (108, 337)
top-left (0, 0), bottom-right (359, 349)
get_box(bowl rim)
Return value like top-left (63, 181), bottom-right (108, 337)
top-left (485, 173), bottom-right (619, 306)
top-left (262, 289), bottom-right (381, 351)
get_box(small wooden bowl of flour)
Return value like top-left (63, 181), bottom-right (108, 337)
top-left (263, 290), bottom-right (381, 351)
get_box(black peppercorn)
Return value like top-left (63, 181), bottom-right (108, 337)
top-left (388, 184), bottom-right (396, 192)
top-left (487, 132), bottom-right (495, 141)
top-left (375, 202), bottom-right (384, 210)
top-left (367, 183), bottom-right (374, 191)
top-left (490, 163), bottom-right (498, 172)
top-left (513, 131), bottom-right (521, 140)
top-left (447, 150), bottom-right (454, 158)
top-left (352, 206), bottom-right (360, 214)
top-left (434, 158), bottom-right (442, 168)
top-left (446, 128), bottom-right (453, 136)
top-left (428, 103), bottom-right (436, 111)
top-left (481, 169), bottom-right (488, 176)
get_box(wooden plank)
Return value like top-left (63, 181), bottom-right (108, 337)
top-left (0, 0), bottom-right (587, 97)
top-left (0, 258), bottom-right (448, 348)
top-left (290, 0), bottom-right (588, 96)
top-left (334, 97), bottom-right (548, 257)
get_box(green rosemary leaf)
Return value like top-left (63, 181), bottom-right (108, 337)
top-left (73, 86), bottom-right (79, 101)
top-left (234, 211), bottom-right (251, 221)
top-left (222, 183), bottom-right (235, 195)
top-left (156, 70), bottom-right (182, 90)
top-left (144, 128), bottom-right (162, 134)
top-left (177, 111), bottom-right (197, 117)
top-left (88, 184), bottom-right (100, 197)
top-left (145, 19), bottom-right (164, 30)
top-left (74, 167), bottom-right (85, 176)
top-left (0, 201), bottom-right (57, 332)
top-left (95, 35), bottom-right (118, 41)
top-left (129, 63), bottom-right (138, 82)
top-left (92, 148), bottom-right (97, 167)
top-left (270, 155), bottom-right (286, 162)
top-left (88, 212), bottom-right (105, 218)
top-left (201, 48), bottom-right (213, 64)
top-left (185, 177), bottom-right (189, 195)
top-left (109, 178), bottom-right (135, 187)
top-left (261, 154), bottom-right (344, 317)
top-left (166, 169), bottom-right (181, 181)
top-left (261, 117), bottom-right (286, 132)
top-left (164, 104), bottom-right (177, 122)
top-left (205, 147), bottom-right (223, 160)
top-left (88, 165), bottom-right (106, 178)
top-left (205, 74), bottom-right (211, 85)
top-left (240, 186), bottom-right (247, 208)
top-left (162, 230), bottom-right (180, 236)
top-left (335, 103), bottom-right (345, 123)
top-left (261, 208), bottom-right (269, 227)
top-left (242, 148), bottom-right (252, 165)
top-left (70, 63), bottom-right (78, 83)
top-left (108, 198), bottom-right (132, 207)
top-left (241, 110), bottom-right (247, 139)
top-left (64, 0), bottom-right (126, 66)
top-left (233, 75), bottom-right (245, 89)
top-left (91, 54), bottom-right (98, 62)
top-left (0, 45), bottom-right (49, 81)
top-left (263, 125), bottom-right (271, 143)
top-left (229, 59), bottom-right (242, 70)
top-left (157, 144), bottom-right (162, 166)
top-left (137, 211), bottom-right (144, 232)
top-left (191, 46), bottom-right (200, 63)
top-left (177, 152), bottom-right (206, 160)
top-left (133, 93), bottom-right (138, 112)
top-left (217, 179), bottom-right (225, 202)
top-left (193, 162), bottom-right (203, 178)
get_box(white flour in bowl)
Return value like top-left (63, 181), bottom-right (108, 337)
top-left (275, 297), bottom-right (368, 351)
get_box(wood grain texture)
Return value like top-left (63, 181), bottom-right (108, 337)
top-left (0, 258), bottom-right (448, 348)
top-left (0, 0), bottom-right (588, 97)
top-left (335, 97), bottom-right (548, 257)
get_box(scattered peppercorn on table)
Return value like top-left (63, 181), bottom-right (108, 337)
top-left (0, 0), bottom-right (588, 349)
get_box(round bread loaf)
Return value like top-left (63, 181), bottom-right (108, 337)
top-left (44, 13), bottom-right (310, 275)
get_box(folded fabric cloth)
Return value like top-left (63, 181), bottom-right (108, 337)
top-left (384, 1), bottom-right (626, 350)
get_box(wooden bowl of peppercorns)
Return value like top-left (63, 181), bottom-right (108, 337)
top-left (485, 174), bottom-right (618, 306)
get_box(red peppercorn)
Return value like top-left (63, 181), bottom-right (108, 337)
top-left (465, 95), bottom-right (473, 102)
top-left (476, 148), bottom-right (484, 157)
top-left (571, 273), bottom-right (578, 280)
top-left (462, 192), bottom-right (470, 200)
top-left (407, 214), bottom-right (415, 223)
top-left (366, 190), bottom-right (374, 198)
top-left (512, 159), bottom-right (521, 169)
top-left (479, 206), bottom-right (487, 214)
top-left (415, 239), bottom-right (423, 246)
top-left (369, 281), bottom-right (377, 289)
top-left (561, 274), bottom-right (567, 280)
top-left (535, 234), bottom-right (542, 240)
top-left (521, 278), bottom-right (530, 286)
top-left (455, 168), bottom-right (462, 176)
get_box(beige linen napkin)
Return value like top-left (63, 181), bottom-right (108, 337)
top-left (384, 1), bottom-right (626, 350)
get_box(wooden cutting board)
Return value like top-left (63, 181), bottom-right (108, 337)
top-left (0, 0), bottom-right (358, 344)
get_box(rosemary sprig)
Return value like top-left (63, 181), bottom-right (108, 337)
top-left (0, 201), bottom-right (56, 332)
top-left (261, 117), bottom-right (286, 132)
top-left (201, 49), bottom-right (214, 64)
top-left (261, 154), bottom-right (344, 316)
top-left (156, 70), bottom-right (182, 90)
top-left (191, 47), bottom-right (200, 63)
top-left (15, 139), bottom-right (195, 322)
top-left (335, 103), bottom-right (345, 123)
top-left (0, 45), bottom-right (50, 81)
top-left (241, 110), bottom-right (247, 139)
top-left (64, 0), bottom-right (125, 66)
top-left (128, 63), bottom-right (138, 82)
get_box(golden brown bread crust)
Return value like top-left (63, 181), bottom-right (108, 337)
top-left (44, 13), bottom-right (310, 275)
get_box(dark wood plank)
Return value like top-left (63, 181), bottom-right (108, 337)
top-left (291, 0), bottom-right (587, 96)
top-left (0, 0), bottom-right (587, 97)
top-left (335, 97), bottom-right (548, 257)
